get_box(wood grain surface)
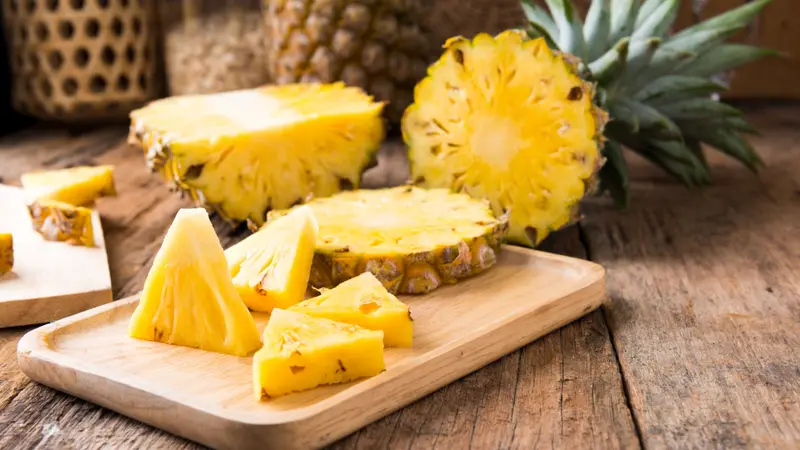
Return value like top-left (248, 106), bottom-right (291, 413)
top-left (1, 103), bottom-right (798, 448)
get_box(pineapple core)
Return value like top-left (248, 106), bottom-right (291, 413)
top-left (254, 308), bottom-right (385, 400)
top-left (0, 233), bottom-right (12, 274)
top-left (225, 205), bottom-right (318, 312)
top-left (21, 165), bottom-right (116, 206)
top-left (128, 208), bottom-right (261, 357)
top-left (289, 272), bottom-right (413, 347)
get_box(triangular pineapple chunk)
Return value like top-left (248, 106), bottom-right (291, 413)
top-left (28, 200), bottom-right (94, 247)
top-left (21, 165), bottom-right (116, 206)
top-left (225, 205), bottom-right (318, 312)
top-left (128, 208), bottom-right (261, 356)
top-left (289, 272), bottom-right (413, 347)
top-left (254, 308), bottom-right (385, 400)
top-left (0, 233), bottom-right (12, 274)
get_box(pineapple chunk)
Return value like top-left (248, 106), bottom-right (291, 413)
top-left (28, 200), bottom-right (94, 247)
top-left (225, 205), bottom-right (318, 312)
top-left (128, 208), bottom-right (261, 357)
top-left (254, 309), bottom-right (385, 399)
top-left (0, 233), bottom-right (12, 274)
top-left (289, 272), bottom-right (413, 347)
top-left (21, 165), bottom-right (116, 206)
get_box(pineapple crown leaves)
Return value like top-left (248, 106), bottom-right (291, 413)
top-left (520, 0), bottom-right (780, 208)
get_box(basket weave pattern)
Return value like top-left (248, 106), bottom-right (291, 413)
top-left (1, 0), bottom-right (160, 122)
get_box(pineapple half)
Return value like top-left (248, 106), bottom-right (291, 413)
top-left (225, 205), bottom-right (318, 313)
top-left (402, 30), bottom-right (607, 247)
top-left (0, 233), bottom-right (12, 274)
top-left (289, 272), bottom-right (413, 347)
top-left (128, 208), bottom-right (262, 357)
top-left (20, 165), bottom-right (116, 206)
top-left (254, 308), bottom-right (385, 400)
top-left (268, 186), bottom-right (509, 295)
top-left (28, 200), bottom-right (94, 247)
top-left (128, 83), bottom-right (385, 228)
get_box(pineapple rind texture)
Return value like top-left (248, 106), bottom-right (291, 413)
top-left (0, 233), bottom-right (12, 274)
top-left (128, 83), bottom-right (385, 227)
top-left (254, 308), bottom-right (385, 400)
top-left (402, 31), bottom-right (608, 248)
top-left (225, 205), bottom-right (319, 313)
top-left (28, 200), bottom-right (95, 247)
top-left (128, 208), bottom-right (262, 357)
top-left (269, 186), bottom-right (509, 295)
top-left (20, 165), bottom-right (116, 206)
top-left (289, 272), bottom-right (413, 347)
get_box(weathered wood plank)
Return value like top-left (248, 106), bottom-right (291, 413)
top-left (580, 106), bottom-right (800, 449)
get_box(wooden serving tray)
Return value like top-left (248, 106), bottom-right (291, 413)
top-left (17, 246), bottom-right (605, 450)
top-left (0, 184), bottom-right (112, 328)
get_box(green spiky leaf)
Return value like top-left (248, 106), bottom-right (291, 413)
top-left (632, 0), bottom-right (679, 39)
top-left (635, 0), bottom-right (664, 29)
top-left (606, 97), bottom-right (681, 139)
top-left (609, 0), bottom-right (637, 42)
top-left (680, 127), bottom-right (763, 170)
top-left (598, 140), bottom-right (630, 207)
top-left (584, 0), bottom-right (611, 61)
top-left (521, 1), bottom-right (558, 39)
top-left (671, 0), bottom-right (771, 41)
top-left (544, 0), bottom-right (588, 58)
top-left (589, 38), bottom-right (629, 85)
top-left (678, 44), bottom-right (780, 78)
top-left (657, 98), bottom-right (743, 120)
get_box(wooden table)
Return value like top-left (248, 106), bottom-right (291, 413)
top-left (0, 104), bottom-right (798, 449)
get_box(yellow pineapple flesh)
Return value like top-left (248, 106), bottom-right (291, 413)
top-left (289, 272), bottom-right (413, 347)
top-left (269, 186), bottom-right (509, 295)
top-left (28, 200), bottom-right (94, 247)
top-left (20, 165), bottom-right (116, 206)
top-left (129, 83), bottom-right (385, 227)
top-left (225, 205), bottom-right (318, 313)
top-left (0, 233), bottom-right (12, 274)
top-left (128, 208), bottom-right (262, 357)
top-left (254, 308), bottom-right (385, 400)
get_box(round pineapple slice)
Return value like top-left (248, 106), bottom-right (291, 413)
top-left (402, 31), bottom-right (609, 247)
top-left (268, 186), bottom-right (509, 295)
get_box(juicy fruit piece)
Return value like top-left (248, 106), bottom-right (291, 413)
top-left (225, 205), bottom-right (318, 313)
top-left (269, 186), bottom-right (509, 295)
top-left (253, 308), bottom-right (385, 399)
top-left (402, 31), bottom-right (607, 247)
top-left (21, 165), bottom-right (116, 206)
top-left (28, 200), bottom-right (94, 247)
top-left (129, 83), bottom-right (385, 228)
top-left (128, 208), bottom-right (261, 357)
top-left (289, 272), bottom-right (413, 347)
top-left (0, 233), bottom-right (12, 274)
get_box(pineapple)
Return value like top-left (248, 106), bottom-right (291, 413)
top-left (0, 233), bottom-right (12, 274)
top-left (128, 208), bottom-right (262, 357)
top-left (263, 0), bottom-right (434, 124)
top-left (28, 200), bottom-right (94, 247)
top-left (268, 186), bottom-right (509, 295)
top-left (403, 0), bottom-right (774, 247)
top-left (289, 272), bottom-right (413, 347)
top-left (225, 205), bottom-right (318, 313)
top-left (253, 308), bottom-right (385, 400)
top-left (20, 165), bottom-right (116, 206)
top-left (129, 83), bottom-right (385, 228)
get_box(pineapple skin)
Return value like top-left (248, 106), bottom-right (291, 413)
top-left (254, 308), bottom-right (385, 400)
top-left (28, 200), bottom-right (94, 247)
top-left (0, 233), bottom-right (12, 274)
top-left (270, 186), bottom-right (509, 295)
top-left (21, 165), bottom-right (116, 206)
top-left (402, 31), bottom-right (609, 248)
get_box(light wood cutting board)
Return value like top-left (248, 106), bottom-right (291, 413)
top-left (17, 246), bottom-right (605, 450)
top-left (0, 184), bottom-right (112, 328)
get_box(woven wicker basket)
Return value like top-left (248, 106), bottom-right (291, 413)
top-left (1, 0), bottom-right (161, 123)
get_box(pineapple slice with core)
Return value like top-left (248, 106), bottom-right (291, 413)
top-left (128, 208), bottom-right (261, 357)
top-left (269, 186), bottom-right (509, 295)
top-left (28, 200), bottom-right (94, 247)
top-left (289, 272), bottom-right (413, 347)
top-left (21, 165), bottom-right (116, 206)
top-left (254, 308), bottom-right (385, 400)
top-left (0, 233), bottom-right (12, 274)
top-left (129, 83), bottom-right (385, 227)
top-left (225, 205), bottom-right (318, 312)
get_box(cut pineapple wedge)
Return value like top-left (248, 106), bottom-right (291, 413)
top-left (21, 165), bottom-right (116, 206)
top-left (225, 205), bottom-right (318, 313)
top-left (254, 308), bottom-right (385, 399)
top-left (0, 233), bottom-right (12, 274)
top-left (289, 272), bottom-right (413, 347)
top-left (128, 208), bottom-right (262, 357)
top-left (28, 200), bottom-right (94, 247)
